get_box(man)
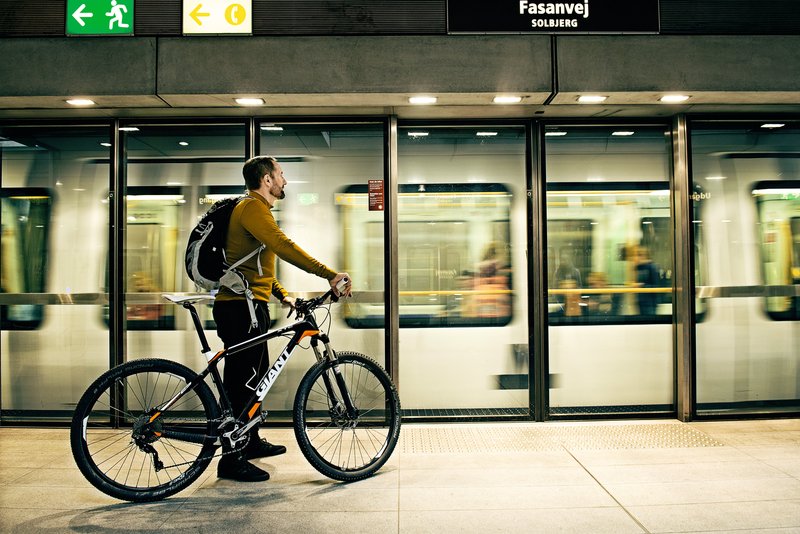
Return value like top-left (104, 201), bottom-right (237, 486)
top-left (213, 155), bottom-right (351, 482)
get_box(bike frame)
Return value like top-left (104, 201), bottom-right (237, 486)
top-left (150, 297), bottom-right (355, 448)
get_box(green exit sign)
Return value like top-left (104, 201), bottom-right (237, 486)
top-left (66, 0), bottom-right (134, 35)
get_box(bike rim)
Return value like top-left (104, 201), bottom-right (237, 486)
top-left (301, 360), bottom-right (397, 473)
top-left (79, 369), bottom-right (213, 492)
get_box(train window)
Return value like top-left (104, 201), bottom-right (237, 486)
top-left (546, 183), bottom-right (673, 324)
top-left (339, 183), bottom-right (513, 328)
top-left (122, 187), bottom-right (185, 330)
top-left (753, 181), bottom-right (800, 320)
top-left (1, 188), bottom-right (52, 330)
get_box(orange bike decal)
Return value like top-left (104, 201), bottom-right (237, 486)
top-left (149, 412), bottom-right (161, 423)
top-left (248, 402), bottom-right (262, 419)
top-left (299, 330), bottom-right (319, 341)
top-left (209, 350), bottom-right (225, 364)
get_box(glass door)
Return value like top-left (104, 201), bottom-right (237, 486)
top-left (396, 124), bottom-right (529, 418)
top-left (691, 120), bottom-right (800, 415)
top-left (543, 124), bottom-right (675, 417)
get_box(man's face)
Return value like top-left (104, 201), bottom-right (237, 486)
top-left (265, 162), bottom-right (287, 200)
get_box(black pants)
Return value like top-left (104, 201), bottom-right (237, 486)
top-left (213, 299), bottom-right (270, 418)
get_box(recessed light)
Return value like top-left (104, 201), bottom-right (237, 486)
top-left (706, 176), bottom-right (727, 181)
top-left (577, 95), bottom-right (607, 103)
top-left (545, 131), bottom-right (567, 137)
top-left (493, 95), bottom-right (522, 104)
top-left (408, 96), bottom-right (437, 105)
top-left (100, 142), bottom-right (112, 147)
top-left (761, 123), bottom-right (785, 129)
top-left (261, 125), bottom-right (284, 131)
top-left (612, 131), bottom-right (635, 136)
top-left (407, 131), bottom-right (429, 137)
top-left (235, 98), bottom-right (265, 106)
top-left (66, 99), bottom-right (95, 106)
top-left (660, 95), bottom-right (690, 103)
top-left (178, 141), bottom-right (189, 146)
top-left (119, 127), bottom-right (139, 132)
top-left (476, 131), bottom-right (498, 137)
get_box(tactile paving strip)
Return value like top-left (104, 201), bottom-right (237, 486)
top-left (400, 423), bottom-right (724, 453)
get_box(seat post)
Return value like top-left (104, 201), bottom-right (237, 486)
top-left (184, 302), bottom-right (212, 353)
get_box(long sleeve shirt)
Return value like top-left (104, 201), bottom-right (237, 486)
top-left (215, 191), bottom-right (336, 303)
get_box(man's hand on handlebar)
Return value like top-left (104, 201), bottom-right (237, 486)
top-left (282, 296), bottom-right (297, 318)
top-left (330, 273), bottom-right (352, 297)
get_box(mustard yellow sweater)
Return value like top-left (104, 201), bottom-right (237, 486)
top-left (216, 192), bottom-right (336, 302)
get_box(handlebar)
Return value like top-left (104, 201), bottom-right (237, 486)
top-left (288, 277), bottom-right (349, 319)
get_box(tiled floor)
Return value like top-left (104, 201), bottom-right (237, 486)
top-left (1, 419), bottom-right (799, 533)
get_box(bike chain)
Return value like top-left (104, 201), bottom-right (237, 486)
top-left (151, 420), bottom-right (250, 471)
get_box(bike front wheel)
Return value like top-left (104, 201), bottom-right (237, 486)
top-left (70, 358), bottom-right (221, 502)
top-left (294, 352), bottom-right (401, 482)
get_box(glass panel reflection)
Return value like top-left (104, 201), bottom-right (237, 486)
top-left (692, 121), bottom-right (800, 415)
top-left (545, 125), bottom-right (674, 416)
top-left (0, 125), bottom-right (111, 420)
top-left (396, 125), bottom-right (528, 416)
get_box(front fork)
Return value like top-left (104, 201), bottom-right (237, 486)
top-left (311, 336), bottom-right (358, 421)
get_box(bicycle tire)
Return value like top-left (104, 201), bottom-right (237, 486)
top-left (70, 358), bottom-right (221, 502)
top-left (293, 352), bottom-right (401, 482)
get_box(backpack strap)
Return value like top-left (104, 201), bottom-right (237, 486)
top-left (227, 244), bottom-right (266, 273)
top-left (244, 289), bottom-right (259, 330)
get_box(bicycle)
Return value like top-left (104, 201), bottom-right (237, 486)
top-left (70, 283), bottom-right (401, 502)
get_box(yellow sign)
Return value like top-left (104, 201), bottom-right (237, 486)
top-left (183, 1), bottom-right (252, 34)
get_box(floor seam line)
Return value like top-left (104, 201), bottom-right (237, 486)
top-left (562, 445), bottom-right (652, 534)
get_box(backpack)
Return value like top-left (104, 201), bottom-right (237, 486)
top-left (185, 196), bottom-right (264, 328)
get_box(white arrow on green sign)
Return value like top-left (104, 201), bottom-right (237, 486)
top-left (66, 0), bottom-right (134, 35)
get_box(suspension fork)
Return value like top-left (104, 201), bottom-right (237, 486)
top-left (310, 335), bottom-right (358, 419)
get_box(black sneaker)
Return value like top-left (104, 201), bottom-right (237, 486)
top-left (244, 438), bottom-right (287, 460)
top-left (217, 456), bottom-right (270, 482)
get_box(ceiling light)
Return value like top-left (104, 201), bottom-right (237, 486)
top-left (119, 126), bottom-right (139, 132)
top-left (577, 95), bottom-right (607, 103)
top-left (660, 95), bottom-right (690, 103)
top-left (761, 123), bottom-right (785, 129)
top-left (178, 141), bottom-right (189, 146)
top-left (408, 96), bottom-right (437, 105)
top-left (100, 142), bottom-right (112, 147)
top-left (261, 125), bottom-right (284, 131)
top-left (235, 98), bottom-right (265, 106)
top-left (476, 131), bottom-right (498, 137)
top-left (706, 176), bottom-right (727, 181)
top-left (493, 95), bottom-right (522, 104)
top-left (407, 131), bottom-right (429, 137)
top-left (612, 131), bottom-right (635, 136)
top-left (545, 131), bottom-right (567, 137)
top-left (66, 98), bottom-right (95, 106)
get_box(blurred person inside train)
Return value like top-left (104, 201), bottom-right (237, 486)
top-left (553, 246), bottom-right (583, 316)
top-left (213, 155), bottom-right (352, 482)
top-left (463, 241), bottom-right (512, 318)
top-left (633, 244), bottom-right (661, 315)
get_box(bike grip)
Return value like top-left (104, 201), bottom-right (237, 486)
top-left (335, 276), bottom-right (350, 293)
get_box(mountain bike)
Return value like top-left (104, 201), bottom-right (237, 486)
top-left (70, 284), bottom-right (401, 502)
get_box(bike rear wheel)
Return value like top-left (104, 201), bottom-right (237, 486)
top-left (70, 358), bottom-right (220, 502)
top-left (294, 352), bottom-right (401, 481)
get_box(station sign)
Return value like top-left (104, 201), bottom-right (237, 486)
top-left (183, 1), bottom-right (252, 35)
top-left (447, 0), bottom-right (660, 34)
top-left (66, 0), bottom-right (134, 35)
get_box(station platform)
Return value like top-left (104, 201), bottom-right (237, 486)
top-left (1, 419), bottom-right (799, 533)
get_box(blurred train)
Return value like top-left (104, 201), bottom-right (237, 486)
top-left (1, 122), bottom-right (798, 420)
